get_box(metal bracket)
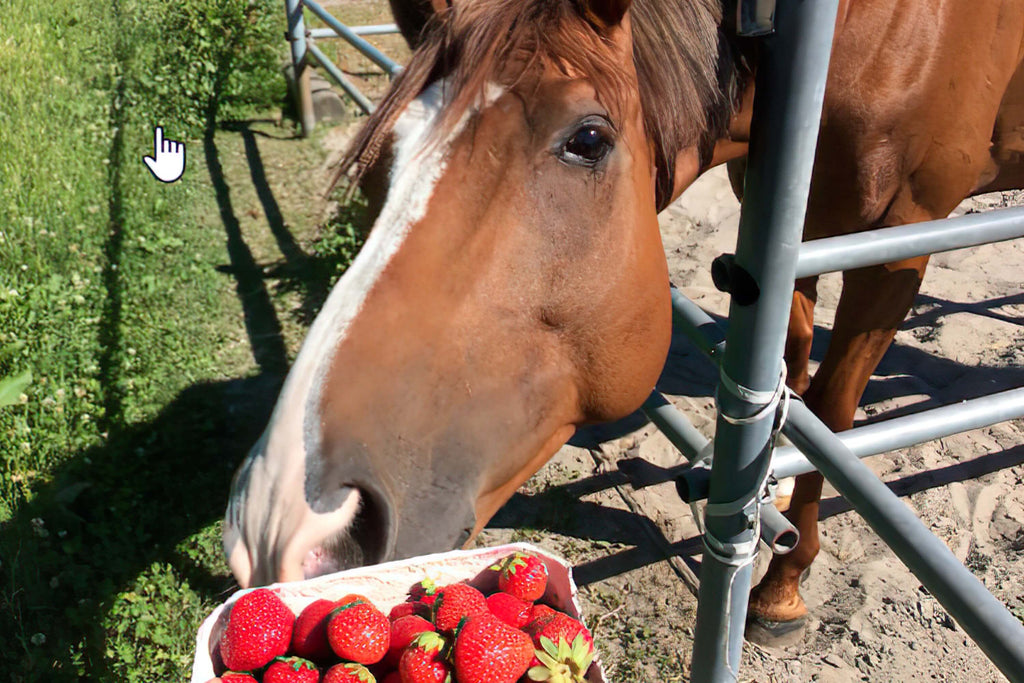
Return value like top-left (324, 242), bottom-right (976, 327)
top-left (736, 0), bottom-right (776, 36)
top-left (711, 253), bottom-right (761, 306)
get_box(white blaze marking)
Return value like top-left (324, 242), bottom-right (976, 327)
top-left (226, 81), bottom-right (500, 583)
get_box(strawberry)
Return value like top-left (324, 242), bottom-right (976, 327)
top-left (432, 583), bottom-right (487, 632)
top-left (523, 611), bottom-right (594, 671)
top-left (380, 673), bottom-right (402, 683)
top-left (219, 588), bottom-right (295, 671)
top-left (264, 656), bottom-right (320, 683)
top-left (386, 614), bottom-right (435, 666)
top-left (339, 593), bottom-right (373, 606)
top-left (452, 613), bottom-right (533, 683)
top-left (492, 552), bottom-right (548, 602)
top-left (389, 601), bottom-right (430, 621)
top-left (291, 598), bottom-right (336, 662)
top-left (523, 604), bottom-right (558, 633)
top-left (327, 599), bottom-right (390, 664)
top-left (398, 631), bottom-right (452, 683)
top-left (486, 592), bottom-right (532, 628)
top-left (408, 578), bottom-right (438, 606)
top-left (221, 673), bottom-right (259, 683)
top-left (323, 662), bottom-right (377, 683)
top-left (524, 611), bottom-right (593, 654)
top-left (526, 633), bottom-right (596, 683)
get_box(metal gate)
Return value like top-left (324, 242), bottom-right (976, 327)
top-left (283, 0), bottom-right (402, 135)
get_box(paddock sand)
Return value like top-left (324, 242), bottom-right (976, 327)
top-left (470, 166), bottom-right (1024, 682)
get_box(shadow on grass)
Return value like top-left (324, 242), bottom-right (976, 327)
top-left (0, 130), bottom-right (294, 683)
top-left (0, 372), bottom-right (281, 680)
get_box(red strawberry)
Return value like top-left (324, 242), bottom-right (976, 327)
top-left (398, 631), bottom-right (452, 683)
top-left (492, 552), bottom-right (548, 602)
top-left (386, 614), bottom-right (435, 666)
top-left (526, 633), bottom-right (597, 683)
top-left (432, 583), bottom-right (487, 632)
top-left (264, 656), bottom-right (320, 683)
top-left (219, 588), bottom-right (295, 671)
top-left (525, 611), bottom-right (593, 652)
top-left (323, 662), bottom-right (377, 682)
top-left (452, 613), bottom-right (533, 683)
top-left (389, 601), bottom-right (430, 621)
top-left (524, 604), bottom-right (558, 631)
top-left (485, 592), bottom-right (532, 628)
top-left (408, 578), bottom-right (437, 606)
top-left (291, 598), bottom-right (336, 662)
top-left (339, 593), bottom-right (373, 606)
top-left (221, 673), bottom-right (259, 683)
top-left (327, 599), bottom-right (390, 664)
top-left (523, 611), bottom-right (594, 670)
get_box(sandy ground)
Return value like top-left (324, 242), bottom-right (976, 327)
top-left (472, 167), bottom-right (1024, 682)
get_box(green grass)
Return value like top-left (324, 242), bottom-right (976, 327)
top-left (0, 0), bottom-right (342, 679)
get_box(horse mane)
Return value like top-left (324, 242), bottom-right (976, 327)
top-left (337, 0), bottom-right (746, 209)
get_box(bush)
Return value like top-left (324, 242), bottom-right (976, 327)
top-left (132, 0), bottom-right (286, 133)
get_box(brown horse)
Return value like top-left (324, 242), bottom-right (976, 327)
top-left (223, 0), bottom-right (1024, 643)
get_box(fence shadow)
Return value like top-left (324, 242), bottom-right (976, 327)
top-left (574, 290), bottom-right (1024, 448)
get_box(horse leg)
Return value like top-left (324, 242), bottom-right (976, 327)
top-left (747, 255), bottom-right (930, 644)
top-left (772, 277), bottom-right (819, 512)
top-left (785, 276), bottom-right (819, 396)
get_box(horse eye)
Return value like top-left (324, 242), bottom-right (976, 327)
top-left (561, 126), bottom-right (612, 166)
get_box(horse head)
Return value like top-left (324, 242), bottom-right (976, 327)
top-left (225, 0), bottom-right (736, 586)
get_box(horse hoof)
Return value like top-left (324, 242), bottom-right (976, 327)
top-left (744, 614), bottom-right (808, 648)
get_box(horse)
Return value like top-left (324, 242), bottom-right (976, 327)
top-left (223, 0), bottom-right (1024, 644)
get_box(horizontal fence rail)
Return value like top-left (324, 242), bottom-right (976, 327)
top-left (284, 0), bottom-right (402, 124)
top-left (307, 43), bottom-right (375, 115)
top-left (772, 387), bottom-right (1024, 479)
top-left (309, 23), bottom-right (399, 38)
top-left (304, 0), bottom-right (402, 77)
top-left (796, 206), bottom-right (1024, 278)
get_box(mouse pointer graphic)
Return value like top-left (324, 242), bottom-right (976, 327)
top-left (143, 126), bottom-right (185, 183)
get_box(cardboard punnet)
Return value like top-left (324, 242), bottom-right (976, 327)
top-left (191, 543), bottom-right (607, 682)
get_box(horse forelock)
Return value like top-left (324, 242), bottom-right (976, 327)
top-left (336, 0), bottom-right (745, 209)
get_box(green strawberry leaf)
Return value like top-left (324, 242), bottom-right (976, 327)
top-left (528, 665), bottom-right (553, 681)
top-left (539, 635), bottom-right (560, 658)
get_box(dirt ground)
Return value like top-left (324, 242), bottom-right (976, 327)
top-left (303, 6), bottom-right (1024, 680)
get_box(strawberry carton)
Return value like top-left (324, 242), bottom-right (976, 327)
top-left (191, 543), bottom-right (608, 683)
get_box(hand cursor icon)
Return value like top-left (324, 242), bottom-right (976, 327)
top-left (143, 126), bottom-right (185, 183)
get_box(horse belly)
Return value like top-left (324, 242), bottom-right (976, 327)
top-left (976, 58), bottom-right (1024, 195)
top-left (808, 0), bottom-right (1024, 232)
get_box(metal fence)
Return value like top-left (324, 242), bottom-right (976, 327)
top-left (653, 1), bottom-right (1024, 680)
top-left (283, 0), bottom-right (402, 135)
top-left (283, 0), bottom-right (1024, 680)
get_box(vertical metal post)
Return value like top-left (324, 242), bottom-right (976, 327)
top-left (689, 1), bottom-right (839, 680)
top-left (285, 0), bottom-right (316, 137)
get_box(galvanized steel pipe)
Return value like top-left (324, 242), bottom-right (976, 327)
top-left (772, 387), bottom-right (1024, 479)
top-left (783, 400), bottom-right (1024, 682)
top-left (796, 207), bottom-right (1024, 278)
top-left (305, 0), bottom-right (402, 76)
